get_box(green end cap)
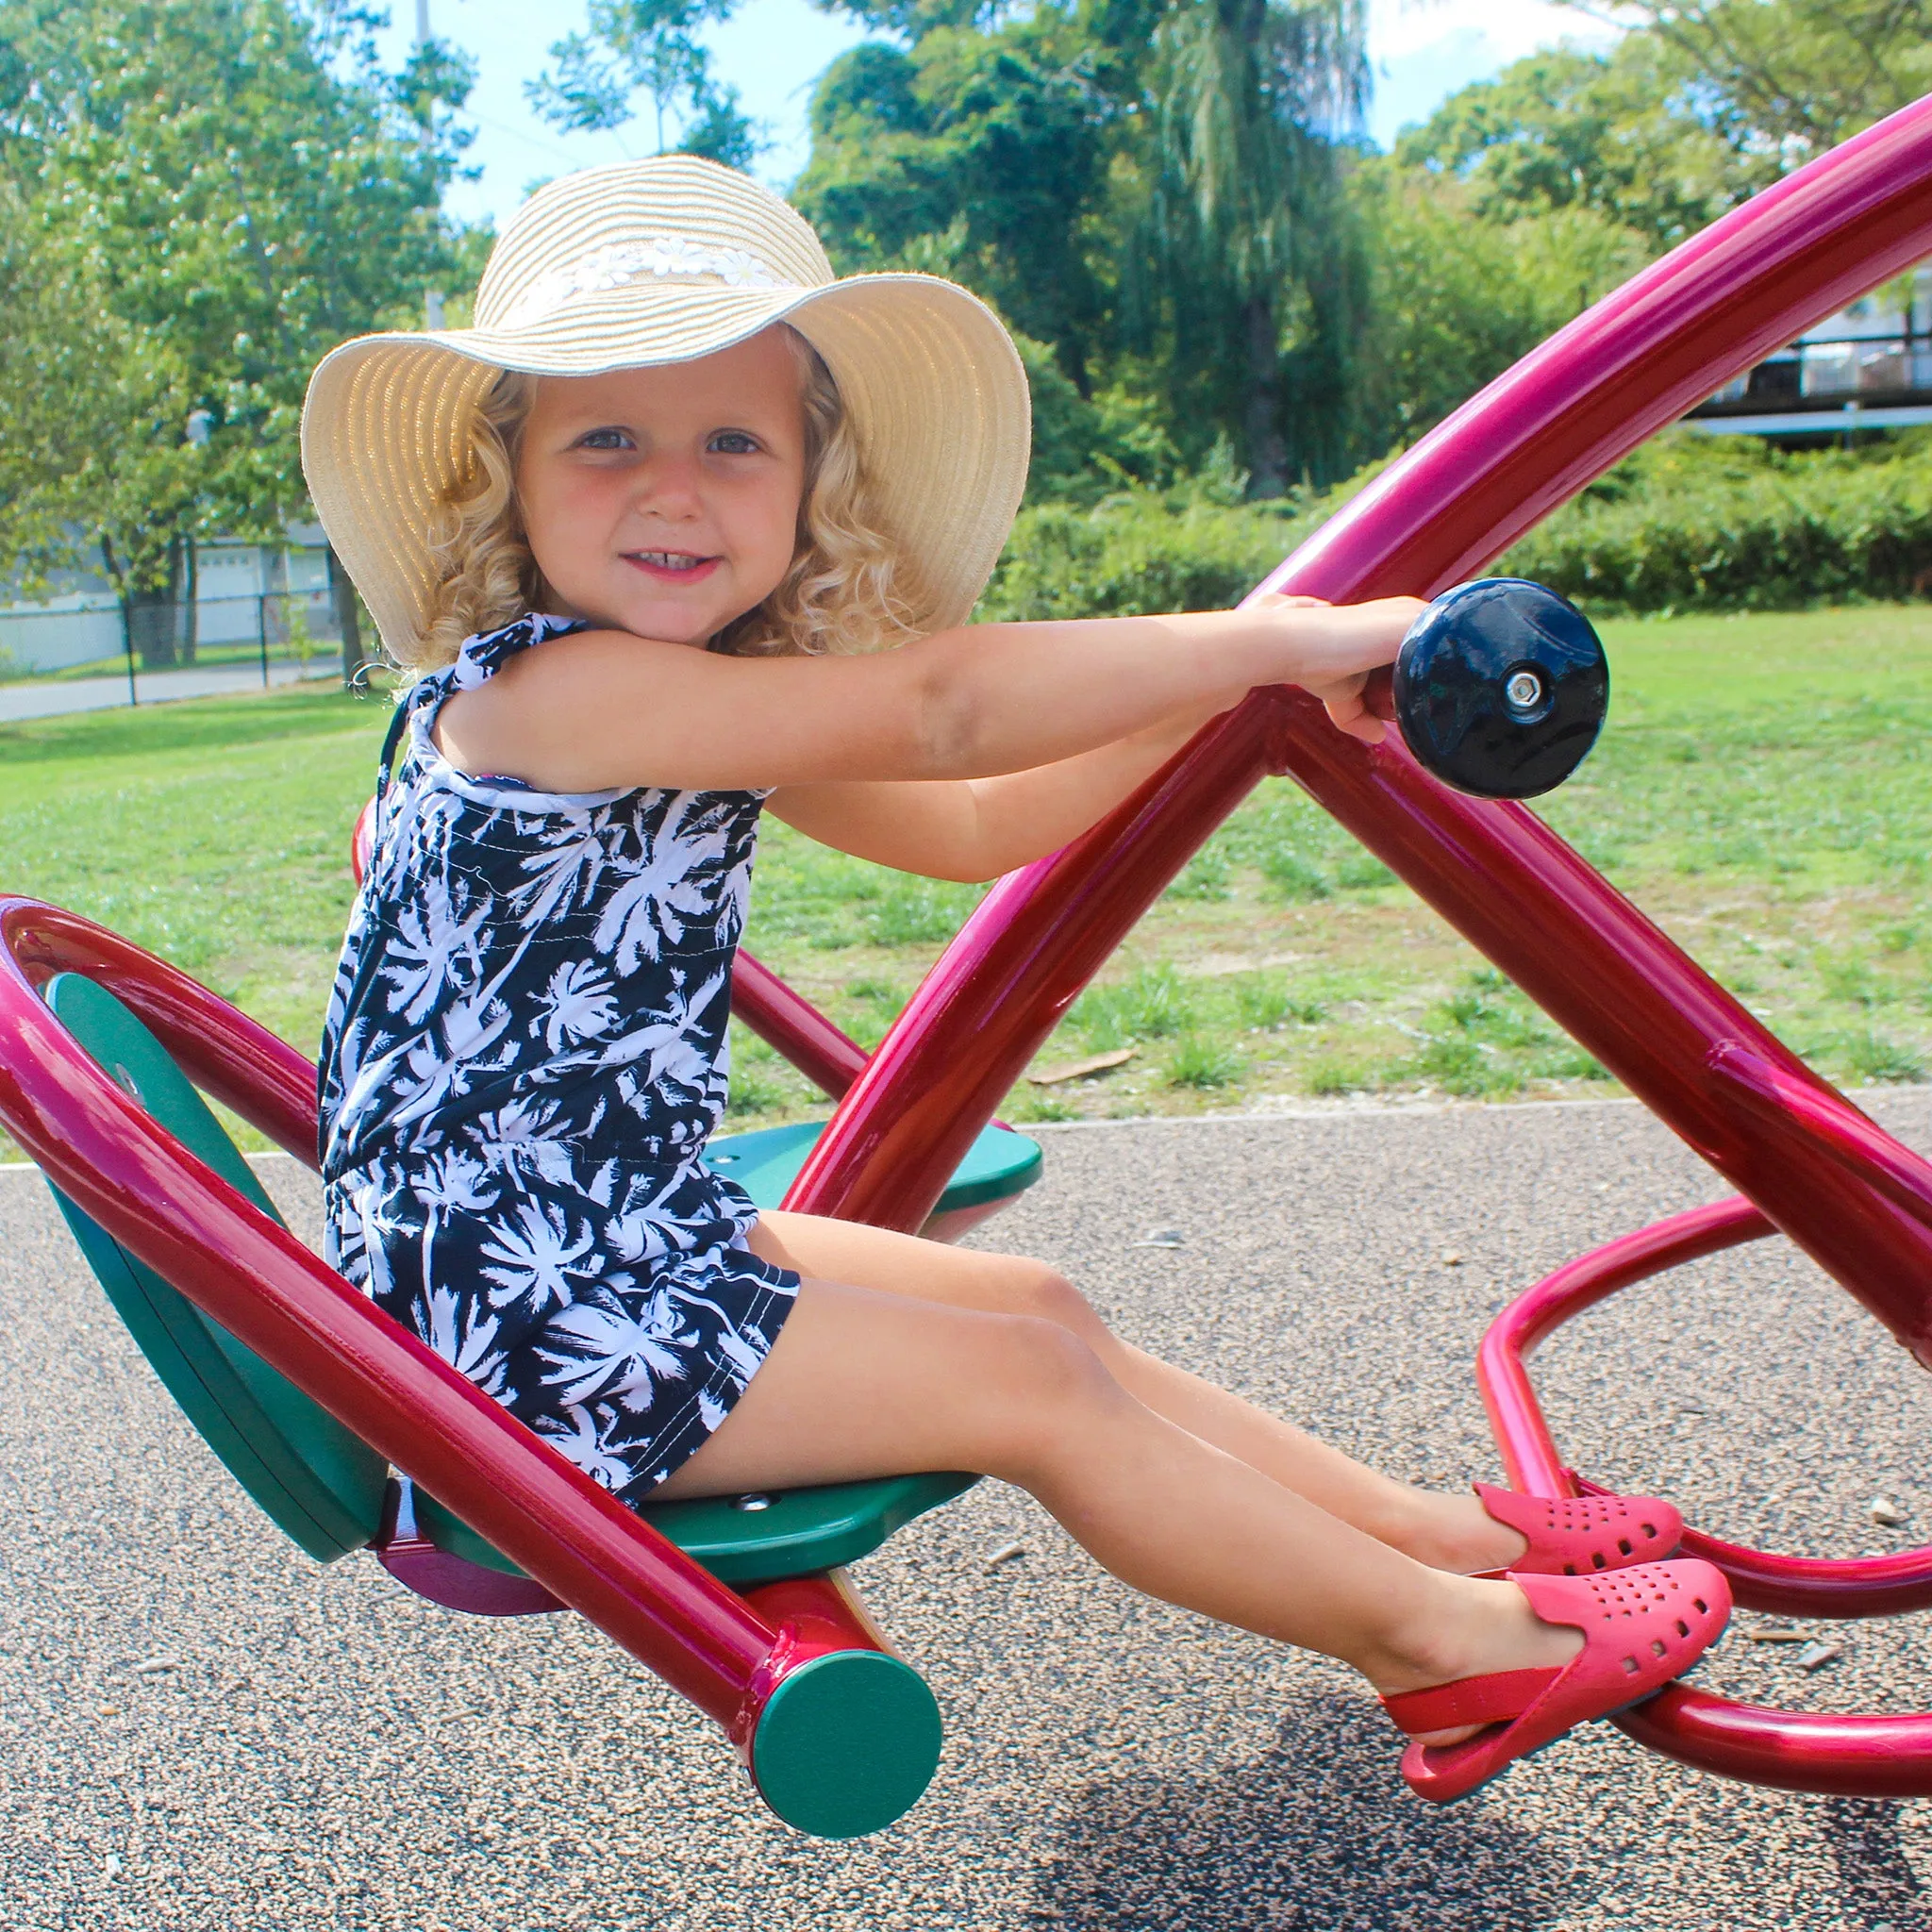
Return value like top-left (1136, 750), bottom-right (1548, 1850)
top-left (751, 1649), bottom-right (941, 1839)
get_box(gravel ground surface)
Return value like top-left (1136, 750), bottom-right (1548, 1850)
top-left (4, 1093), bottom-right (1932, 1930)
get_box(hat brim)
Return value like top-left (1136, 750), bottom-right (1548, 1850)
top-left (300, 273), bottom-right (1030, 664)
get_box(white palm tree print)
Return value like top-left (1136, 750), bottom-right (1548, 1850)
top-left (319, 614), bottom-right (799, 1506)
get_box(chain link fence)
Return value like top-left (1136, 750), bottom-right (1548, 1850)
top-left (0, 588), bottom-right (355, 708)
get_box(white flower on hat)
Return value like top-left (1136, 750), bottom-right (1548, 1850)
top-left (497, 236), bottom-right (788, 332)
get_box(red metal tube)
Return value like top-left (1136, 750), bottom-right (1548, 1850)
top-left (1481, 1201), bottom-right (1932, 1615)
top-left (1617, 1687), bottom-right (1932, 1800)
top-left (783, 702), bottom-right (1280, 1227)
top-left (730, 950), bottom-right (868, 1101)
top-left (1705, 1043), bottom-right (1932, 1235)
top-left (1477, 1198), bottom-right (1769, 1497)
top-left (788, 95), bottom-right (1932, 1377)
top-left (0, 899), bottom-right (780, 1732)
top-left (1478, 1200), bottom-right (1932, 1790)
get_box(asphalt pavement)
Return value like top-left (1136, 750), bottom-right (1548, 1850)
top-left (4, 1092), bottom-right (1932, 1931)
top-left (0, 661), bottom-right (336, 723)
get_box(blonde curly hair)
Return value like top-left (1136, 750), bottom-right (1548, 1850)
top-left (408, 328), bottom-right (919, 675)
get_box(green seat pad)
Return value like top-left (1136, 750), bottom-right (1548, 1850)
top-left (42, 975), bottom-right (986, 1587)
top-left (705, 1118), bottom-right (1041, 1216)
top-left (416, 1470), bottom-right (977, 1589)
top-left (41, 974), bottom-right (390, 1562)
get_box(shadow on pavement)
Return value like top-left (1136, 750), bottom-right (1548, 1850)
top-left (1824, 1797), bottom-right (1932, 1932)
top-left (1028, 1690), bottom-right (1574, 1931)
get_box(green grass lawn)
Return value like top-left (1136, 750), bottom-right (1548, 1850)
top-left (2, 603), bottom-right (1928, 1161)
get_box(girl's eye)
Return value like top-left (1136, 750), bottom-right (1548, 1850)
top-left (709, 430), bottom-right (760, 456)
top-left (577, 427), bottom-right (632, 452)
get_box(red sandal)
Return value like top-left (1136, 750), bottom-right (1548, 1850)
top-left (1472, 1481), bottom-right (1682, 1578)
top-left (1381, 1559), bottom-right (1731, 1804)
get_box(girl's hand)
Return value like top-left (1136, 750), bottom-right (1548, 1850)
top-left (1253, 591), bottom-right (1426, 745)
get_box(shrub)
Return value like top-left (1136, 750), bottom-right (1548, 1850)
top-left (982, 428), bottom-right (1932, 623)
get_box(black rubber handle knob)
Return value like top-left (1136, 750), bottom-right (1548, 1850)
top-left (1391, 578), bottom-right (1608, 800)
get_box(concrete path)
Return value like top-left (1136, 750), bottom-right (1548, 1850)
top-left (4, 1094), bottom-right (1932, 1930)
top-left (0, 660), bottom-right (336, 723)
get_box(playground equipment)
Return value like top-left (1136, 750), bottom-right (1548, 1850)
top-left (1388, 579), bottom-right (1607, 800)
top-left (5, 89), bottom-right (1932, 1829)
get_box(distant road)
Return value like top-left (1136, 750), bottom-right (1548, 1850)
top-left (0, 659), bottom-right (337, 723)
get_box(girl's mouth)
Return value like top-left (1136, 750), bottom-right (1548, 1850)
top-left (624, 549), bottom-right (721, 586)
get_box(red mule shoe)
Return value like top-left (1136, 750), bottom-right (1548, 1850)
top-left (1381, 1559), bottom-right (1732, 1805)
top-left (1472, 1481), bottom-right (1682, 1579)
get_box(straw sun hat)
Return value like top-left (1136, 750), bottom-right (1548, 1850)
top-left (301, 156), bottom-right (1032, 662)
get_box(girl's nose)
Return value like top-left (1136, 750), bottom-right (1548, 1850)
top-left (631, 448), bottom-right (705, 519)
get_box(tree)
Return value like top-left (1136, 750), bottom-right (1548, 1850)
top-left (795, 23), bottom-right (1109, 381)
top-left (1562, 0), bottom-right (1932, 166)
top-left (1394, 41), bottom-right (1764, 253)
top-left (1128, 0), bottom-right (1368, 494)
top-left (526, 0), bottom-right (765, 169)
top-left (0, 0), bottom-right (475, 666)
top-left (1345, 159), bottom-right (1649, 455)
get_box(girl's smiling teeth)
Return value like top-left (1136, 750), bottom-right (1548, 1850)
top-left (625, 548), bottom-right (722, 584)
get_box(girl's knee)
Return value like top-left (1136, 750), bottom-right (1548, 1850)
top-left (1003, 1259), bottom-right (1109, 1346)
top-left (969, 1311), bottom-right (1124, 1473)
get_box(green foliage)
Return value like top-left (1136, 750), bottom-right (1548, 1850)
top-left (0, 0), bottom-right (470, 612)
top-left (1164, 1033), bottom-right (1243, 1087)
top-left (1070, 963), bottom-right (1195, 1047)
top-left (1580, 0), bottom-right (1932, 165)
top-left (985, 430), bottom-right (1932, 623)
top-left (525, 0), bottom-right (762, 166)
top-left (1344, 159), bottom-right (1649, 454)
top-left (979, 476), bottom-right (1320, 621)
top-left (1504, 431), bottom-right (1932, 614)
top-left (795, 23), bottom-right (1106, 373)
top-left (1016, 332), bottom-right (1180, 504)
top-left (1123, 0), bottom-right (1368, 491)
top-left (1394, 40), bottom-right (1766, 251)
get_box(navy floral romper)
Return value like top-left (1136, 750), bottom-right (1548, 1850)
top-left (319, 613), bottom-right (799, 1503)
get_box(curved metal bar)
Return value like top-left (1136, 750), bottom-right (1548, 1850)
top-left (729, 950), bottom-right (868, 1101)
top-left (1568, 1474), bottom-right (1932, 1622)
top-left (785, 701), bottom-right (1283, 1227)
top-left (1616, 1686), bottom-right (1932, 1800)
top-left (8, 899), bottom-right (321, 1160)
top-left (784, 96), bottom-right (1932, 1377)
top-left (1477, 1198), bottom-right (1770, 1496)
top-left (0, 899), bottom-right (818, 1744)
top-left (1479, 1200), bottom-right (1932, 1790)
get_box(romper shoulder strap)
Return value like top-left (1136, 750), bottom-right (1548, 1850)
top-left (373, 612), bottom-right (590, 802)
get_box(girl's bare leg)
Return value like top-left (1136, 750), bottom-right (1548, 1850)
top-left (654, 1274), bottom-right (1580, 1743)
top-left (746, 1210), bottom-right (1526, 1575)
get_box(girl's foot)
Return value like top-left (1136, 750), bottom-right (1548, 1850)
top-left (1380, 1560), bottom-right (1733, 1803)
top-left (1372, 1574), bottom-right (1582, 1748)
top-left (1401, 1484), bottom-right (1683, 1579)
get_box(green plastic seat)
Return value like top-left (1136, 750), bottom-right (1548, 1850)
top-left (41, 974), bottom-right (993, 1588)
top-left (704, 1115), bottom-right (1042, 1219)
top-left (42, 973), bottom-right (389, 1562)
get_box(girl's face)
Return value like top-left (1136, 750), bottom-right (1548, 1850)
top-left (515, 328), bottom-right (808, 647)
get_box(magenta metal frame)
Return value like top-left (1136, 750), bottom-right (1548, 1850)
top-left (0, 898), bottom-right (888, 1781)
top-left (13, 92), bottom-right (1932, 1808)
top-left (771, 92), bottom-right (1932, 1795)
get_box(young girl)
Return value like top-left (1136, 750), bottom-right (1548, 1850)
top-left (304, 156), bottom-right (1727, 1806)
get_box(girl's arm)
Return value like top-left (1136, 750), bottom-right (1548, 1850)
top-left (766, 698), bottom-right (1230, 882)
top-left (435, 598), bottom-right (1423, 797)
top-left (765, 595), bottom-right (1339, 881)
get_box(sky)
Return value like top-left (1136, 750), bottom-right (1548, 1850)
top-left (380, 0), bottom-right (1620, 234)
